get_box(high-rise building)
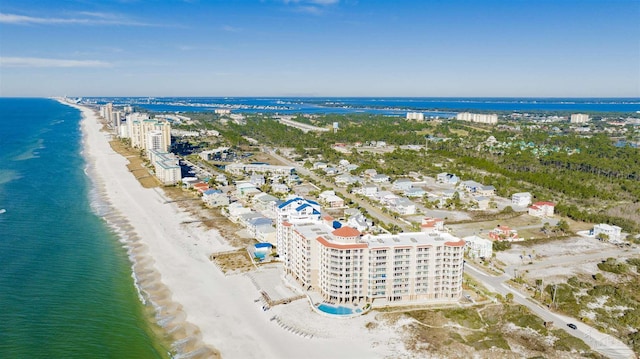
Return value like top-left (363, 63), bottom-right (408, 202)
top-left (456, 112), bottom-right (498, 125)
top-left (276, 197), bottom-right (465, 306)
top-left (570, 113), bottom-right (590, 124)
top-left (406, 112), bottom-right (425, 121)
top-left (126, 114), bottom-right (171, 153)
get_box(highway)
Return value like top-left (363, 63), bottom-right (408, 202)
top-left (465, 263), bottom-right (636, 359)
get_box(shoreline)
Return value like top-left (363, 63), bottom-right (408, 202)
top-left (58, 98), bottom-right (404, 359)
top-left (62, 99), bottom-right (219, 358)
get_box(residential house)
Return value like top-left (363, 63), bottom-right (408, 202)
top-left (249, 174), bottom-right (266, 187)
top-left (324, 167), bottom-right (339, 176)
top-left (253, 193), bottom-right (280, 212)
top-left (404, 187), bottom-right (426, 198)
top-left (376, 191), bottom-right (399, 205)
top-left (441, 189), bottom-right (460, 199)
top-left (313, 162), bottom-right (328, 170)
top-left (473, 196), bottom-right (491, 210)
top-left (528, 201), bottom-right (555, 217)
top-left (344, 164), bottom-right (359, 172)
top-left (477, 185), bottom-right (496, 197)
top-left (489, 225), bottom-right (520, 241)
top-left (192, 182), bottom-right (210, 194)
top-left (255, 224), bottom-right (276, 245)
top-left (272, 183), bottom-right (290, 194)
top-left (421, 217), bottom-right (445, 233)
top-left (226, 202), bottom-right (252, 222)
top-left (512, 192), bottom-right (532, 207)
top-left (236, 182), bottom-right (261, 198)
top-left (202, 189), bottom-right (229, 208)
top-left (358, 184), bottom-right (379, 197)
top-left (346, 213), bottom-right (371, 232)
top-left (463, 235), bottom-right (493, 259)
top-left (371, 174), bottom-right (390, 183)
top-left (363, 169), bottom-right (377, 178)
top-left (460, 180), bottom-right (483, 193)
top-left (437, 172), bottom-right (460, 184)
top-left (392, 178), bottom-right (413, 191)
top-left (390, 197), bottom-right (416, 215)
top-left (214, 174), bottom-right (228, 186)
top-left (246, 216), bottom-right (274, 239)
top-left (335, 174), bottom-right (360, 186)
top-left (181, 176), bottom-right (199, 188)
top-left (591, 223), bottom-right (623, 242)
top-left (319, 190), bottom-right (345, 208)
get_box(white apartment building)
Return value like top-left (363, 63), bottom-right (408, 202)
top-left (126, 115), bottom-right (171, 152)
top-left (146, 130), bottom-right (164, 154)
top-left (148, 150), bottom-right (181, 185)
top-left (277, 197), bottom-right (465, 306)
top-left (456, 112), bottom-right (498, 125)
top-left (511, 192), bottom-right (532, 207)
top-left (406, 112), bottom-right (425, 121)
top-left (528, 201), bottom-right (555, 217)
top-left (570, 113), bottom-right (590, 124)
top-left (225, 163), bottom-right (295, 176)
top-left (592, 223), bottom-right (623, 242)
top-left (463, 235), bottom-right (493, 259)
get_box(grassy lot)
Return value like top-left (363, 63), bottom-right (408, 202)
top-left (210, 250), bottom-right (254, 274)
top-left (396, 303), bottom-right (594, 358)
top-left (109, 139), bottom-right (160, 188)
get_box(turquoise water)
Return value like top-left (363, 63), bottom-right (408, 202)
top-left (317, 303), bottom-right (362, 316)
top-left (0, 99), bottom-right (168, 358)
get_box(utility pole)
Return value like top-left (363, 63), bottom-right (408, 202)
top-left (552, 284), bottom-right (557, 309)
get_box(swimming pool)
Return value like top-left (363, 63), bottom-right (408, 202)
top-left (317, 303), bottom-right (363, 316)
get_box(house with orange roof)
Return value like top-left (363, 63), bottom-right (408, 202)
top-left (528, 201), bottom-right (555, 217)
top-left (489, 225), bottom-right (520, 241)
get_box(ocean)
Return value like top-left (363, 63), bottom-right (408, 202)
top-left (0, 98), bottom-right (168, 358)
top-left (84, 97), bottom-right (640, 115)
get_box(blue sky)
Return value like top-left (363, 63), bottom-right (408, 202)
top-left (1, 0), bottom-right (639, 97)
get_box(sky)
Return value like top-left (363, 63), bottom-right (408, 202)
top-left (1, 0), bottom-right (639, 97)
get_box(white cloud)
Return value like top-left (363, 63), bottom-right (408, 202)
top-left (0, 57), bottom-right (111, 68)
top-left (0, 12), bottom-right (154, 26)
top-left (222, 25), bottom-right (241, 32)
top-left (282, 0), bottom-right (339, 6)
top-left (293, 6), bottom-right (324, 15)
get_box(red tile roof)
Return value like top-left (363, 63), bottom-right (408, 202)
top-left (316, 236), bottom-right (367, 250)
top-left (533, 201), bottom-right (555, 206)
top-left (332, 226), bottom-right (361, 238)
top-left (445, 240), bottom-right (466, 247)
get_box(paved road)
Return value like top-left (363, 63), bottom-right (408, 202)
top-left (268, 150), bottom-right (412, 231)
top-left (465, 264), bottom-right (636, 359)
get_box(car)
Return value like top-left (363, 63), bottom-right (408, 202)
top-left (567, 323), bottom-right (577, 330)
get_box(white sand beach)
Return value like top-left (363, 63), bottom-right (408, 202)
top-left (62, 100), bottom-right (409, 359)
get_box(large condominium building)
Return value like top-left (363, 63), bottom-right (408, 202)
top-left (126, 114), bottom-right (171, 152)
top-left (456, 112), bottom-right (498, 125)
top-left (570, 113), bottom-right (590, 124)
top-left (148, 150), bottom-right (181, 185)
top-left (277, 197), bottom-right (465, 306)
top-left (225, 163), bottom-right (295, 176)
top-left (406, 112), bottom-right (425, 121)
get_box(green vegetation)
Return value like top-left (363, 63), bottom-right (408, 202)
top-left (404, 304), bottom-right (592, 355)
top-left (597, 257), bottom-right (629, 274)
top-left (185, 112), bottom-right (640, 233)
